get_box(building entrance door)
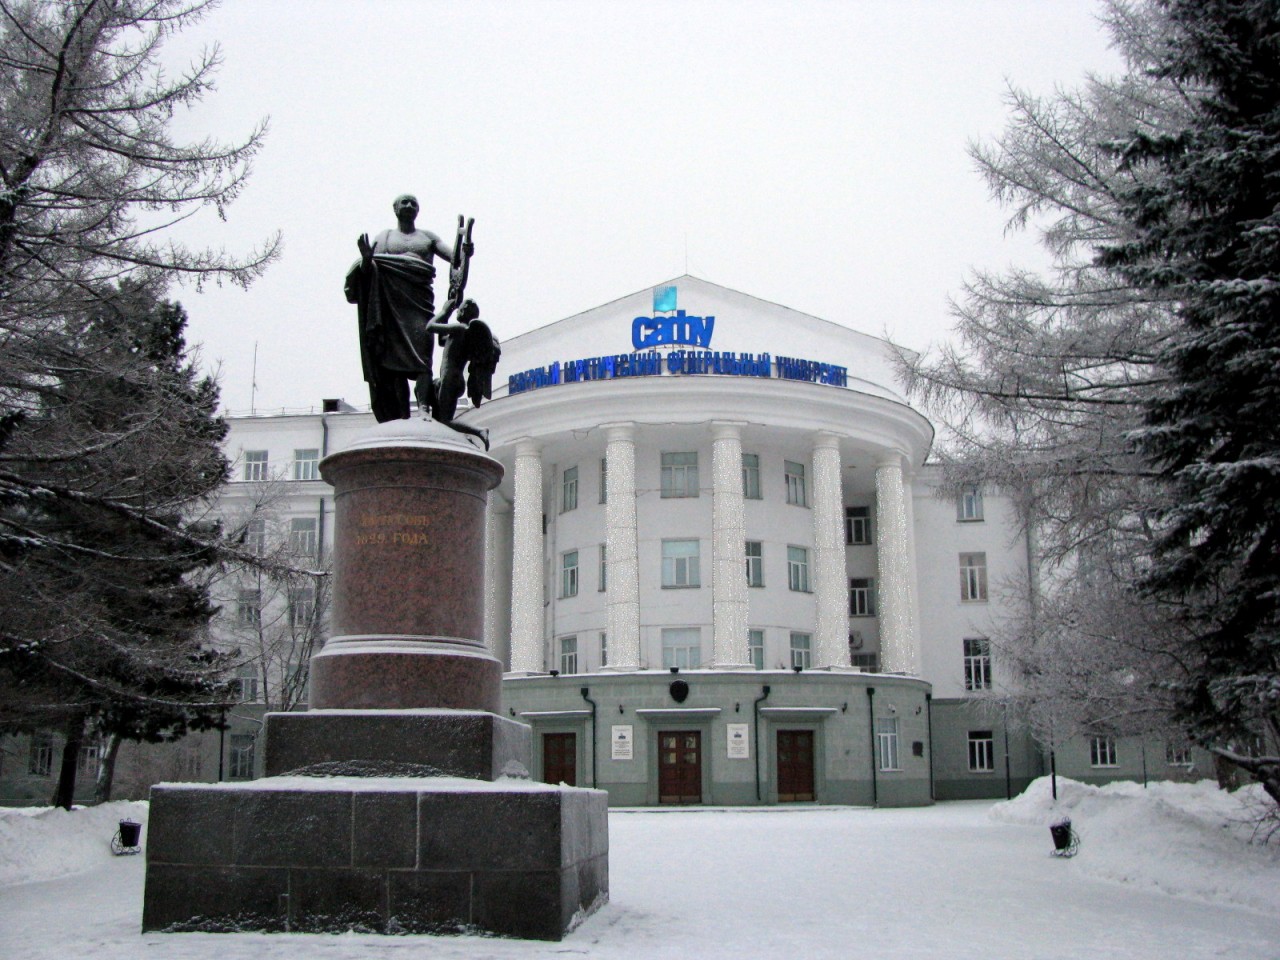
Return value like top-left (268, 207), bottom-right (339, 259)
top-left (542, 732), bottom-right (577, 786)
top-left (658, 731), bottom-right (702, 804)
top-left (777, 729), bottom-right (815, 802)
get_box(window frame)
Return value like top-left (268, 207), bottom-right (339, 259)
top-left (236, 588), bottom-right (262, 628)
top-left (849, 577), bottom-right (876, 617)
top-left (748, 628), bottom-right (765, 670)
top-left (662, 538), bottom-right (701, 589)
top-left (784, 460), bottom-right (807, 507)
top-left (959, 552), bottom-right (989, 602)
top-left (598, 543), bottom-right (607, 592)
top-left (789, 631), bottom-right (812, 670)
top-left (661, 627), bottom-right (702, 669)
top-left (787, 545), bottom-right (810, 592)
top-left (660, 451), bottom-right (699, 498)
top-left (289, 516), bottom-right (318, 559)
top-left (967, 730), bottom-right (995, 772)
top-left (28, 733), bottom-right (53, 777)
top-left (1090, 735), bottom-right (1118, 768)
top-left (242, 450), bottom-right (268, 482)
top-left (745, 540), bottom-right (764, 587)
top-left (561, 465), bottom-right (579, 513)
top-left (845, 506), bottom-right (872, 545)
top-left (876, 717), bottom-right (901, 771)
top-left (559, 635), bottom-right (579, 675)
top-left (229, 733), bottom-right (256, 780)
top-left (293, 448), bottom-right (320, 481)
top-left (741, 453), bottom-right (762, 500)
top-left (561, 549), bottom-right (580, 599)
top-left (957, 484), bottom-right (984, 522)
top-left (963, 637), bottom-right (992, 691)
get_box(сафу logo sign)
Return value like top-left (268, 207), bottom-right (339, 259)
top-left (632, 285), bottom-right (715, 351)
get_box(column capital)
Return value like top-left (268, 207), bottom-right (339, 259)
top-left (514, 437), bottom-right (542, 458)
top-left (812, 431), bottom-right (842, 452)
top-left (875, 450), bottom-right (909, 471)
top-left (600, 422), bottom-right (636, 442)
top-left (710, 421), bottom-right (747, 441)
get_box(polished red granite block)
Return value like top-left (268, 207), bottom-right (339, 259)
top-left (310, 423), bottom-right (504, 711)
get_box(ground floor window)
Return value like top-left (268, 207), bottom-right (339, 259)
top-left (967, 730), bottom-right (994, 772)
top-left (559, 635), bottom-right (578, 675)
top-left (1165, 742), bottom-right (1192, 766)
top-left (28, 733), bottom-right (53, 777)
top-left (876, 717), bottom-right (900, 771)
top-left (749, 629), bottom-right (765, 670)
top-left (229, 733), bottom-right (256, 779)
top-left (1090, 736), bottom-right (1118, 768)
top-left (789, 631), bottom-right (812, 669)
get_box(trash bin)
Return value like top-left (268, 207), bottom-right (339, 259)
top-left (118, 820), bottom-right (142, 847)
top-left (1049, 818), bottom-right (1072, 851)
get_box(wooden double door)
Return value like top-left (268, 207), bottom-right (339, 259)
top-left (658, 730), bottom-right (702, 804)
top-left (777, 729), bottom-right (816, 802)
top-left (542, 732), bottom-right (577, 786)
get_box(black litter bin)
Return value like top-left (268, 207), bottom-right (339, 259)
top-left (1049, 818), bottom-right (1078, 857)
top-left (112, 819), bottom-right (142, 855)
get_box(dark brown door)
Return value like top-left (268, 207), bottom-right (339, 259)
top-left (777, 729), bottom-right (815, 802)
top-left (658, 731), bottom-right (702, 804)
top-left (542, 732), bottom-right (577, 786)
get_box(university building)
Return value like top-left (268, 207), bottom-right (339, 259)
top-left (0, 277), bottom-right (1203, 805)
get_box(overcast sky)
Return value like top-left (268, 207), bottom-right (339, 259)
top-left (162, 0), bottom-right (1123, 414)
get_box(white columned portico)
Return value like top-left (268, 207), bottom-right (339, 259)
top-left (875, 453), bottom-right (920, 674)
top-left (508, 439), bottom-right (545, 674)
top-left (602, 423), bottom-right (641, 670)
top-left (811, 432), bottom-right (850, 668)
top-left (710, 422), bottom-right (751, 668)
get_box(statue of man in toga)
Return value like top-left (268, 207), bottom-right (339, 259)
top-left (344, 194), bottom-right (474, 422)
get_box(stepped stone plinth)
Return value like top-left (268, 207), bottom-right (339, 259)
top-left (144, 419), bottom-right (609, 940)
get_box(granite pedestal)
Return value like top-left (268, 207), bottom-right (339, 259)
top-left (143, 420), bottom-right (609, 940)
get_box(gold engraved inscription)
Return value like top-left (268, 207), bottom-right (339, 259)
top-left (353, 513), bottom-right (430, 548)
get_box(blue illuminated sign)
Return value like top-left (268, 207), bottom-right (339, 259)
top-left (652, 285), bottom-right (677, 312)
top-left (632, 309), bottom-right (716, 350)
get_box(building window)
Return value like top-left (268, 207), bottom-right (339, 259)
top-left (242, 450), bottom-right (268, 482)
top-left (244, 517), bottom-right (266, 556)
top-left (234, 664), bottom-right (260, 702)
top-left (749, 629), bottom-right (765, 670)
top-left (790, 632), bottom-right (812, 670)
top-left (850, 652), bottom-right (880, 672)
top-left (963, 637), bottom-right (992, 690)
top-left (293, 448), bottom-right (319, 481)
top-left (78, 741), bottom-right (102, 779)
top-left (599, 457), bottom-right (607, 504)
top-left (559, 636), bottom-right (578, 675)
top-left (1165, 742), bottom-right (1192, 766)
top-left (787, 546), bottom-right (810, 592)
top-left (598, 544), bottom-right (607, 592)
top-left (289, 517), bottom-right (318, 558)
top-left (561, 465), bottom-right (578, 512)
top-left (784, 460), bottom-right (807, 506)
top-left (958, 484), bottom-right (984, 522)
top-left (289, 584), bottom-right (316, 629)
top-left (28, 734), bottom-right (53, 776)
top-left (599, 632), bottom-right (608, 668)
top-left (845, 506), bottom-right (872, 545)
top-left (236, 589), bottom-right (261, 628)
top-left (229, 734), bottom-right (256, 779)
top-left (661, 627), bottom-right (702, 669)
top-left (662, 539), bottom-right (701, 588)
top-left (968, 731), bottom-right (995, 772)
top-left (960, 552), bottom-right (988, 602)
top-left (661, 452), bottom-right (699, 498)
top-left (742, 453), bottom-right (762, 500)
top-left (849, 578), bottom-right (875, 616)
top-left (1090, 736), bottom-right (1118, 768)
top-left (876, 717), bottom-right (900, 771)
top-left (745, 540), bottom-right (764, 587)
top-left (561, 550), bottom-right (579, 598)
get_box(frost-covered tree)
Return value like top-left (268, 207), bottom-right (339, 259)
top-left (1100, 0), bottom-right (1280, 805)
top-left (0, 0), bottom-right (278, 807)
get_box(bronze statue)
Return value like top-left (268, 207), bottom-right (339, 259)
top-left (344, 195), bottom-right (475, 422)
top-left (426, 298), bottom-right (500, 448)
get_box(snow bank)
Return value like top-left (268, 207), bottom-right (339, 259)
top-left (990, 776), bottom-right (1280, 914)
top-left (0, 800), bottom-right (147, 887)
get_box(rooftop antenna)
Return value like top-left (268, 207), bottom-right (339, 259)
top-left (250, 341), bottom-right (258, 415)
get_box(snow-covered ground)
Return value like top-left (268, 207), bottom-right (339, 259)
top-left (2, 778), bottom-right (1277, 960)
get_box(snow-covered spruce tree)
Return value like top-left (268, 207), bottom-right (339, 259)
top-left (896, 1), bottom-right (1199, 748)
top-left (1099, 0), bottom-right (1280, 805)
top-left (0, 0), bottom-right (279, 807)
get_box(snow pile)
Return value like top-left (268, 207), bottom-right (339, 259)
top-left (0, 800), bottom-right (147, 887)
top-left (990, 776), bottom-right (1280, 913)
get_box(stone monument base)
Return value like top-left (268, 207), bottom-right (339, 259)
top-left (142, 775), bottom-right (608, 941)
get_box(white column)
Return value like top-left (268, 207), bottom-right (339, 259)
top-left (483, 494), bottom-right (512, 667)
top-left (711, 422), bottom-right (751, 668)
top-left (603, 423), bottom-right (641, 670)
top-left (875, 453), bottom-right (920, 675)
top-left (509, 439), bottom-right (545, 674)
top-left (811, 432), bottom-right (849, 668)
